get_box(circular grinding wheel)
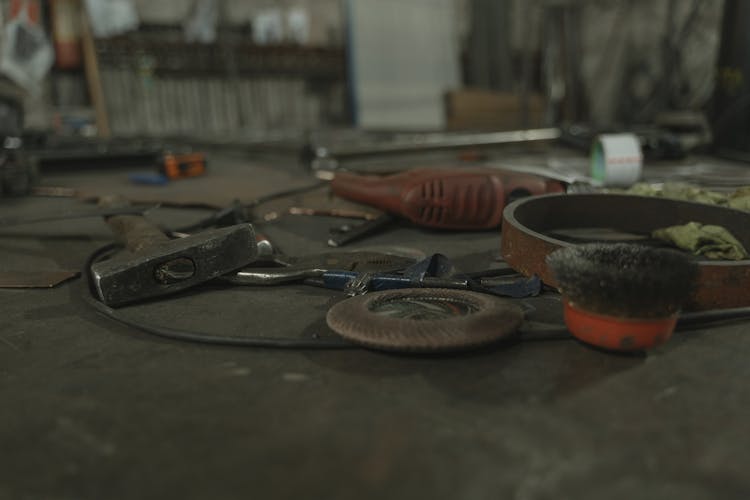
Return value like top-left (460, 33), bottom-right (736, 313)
top-left (326, 288), bottom-right (524, 352)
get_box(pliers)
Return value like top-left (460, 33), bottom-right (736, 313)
top-left (220, 249), bottom-right (417, 286)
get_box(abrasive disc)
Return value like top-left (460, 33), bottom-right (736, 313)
top-left (326, 288), bottom-right (524, 352)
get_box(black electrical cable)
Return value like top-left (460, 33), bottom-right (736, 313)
top-left (245, 180), bottom-right (328, 213)
top-left (82, 244), bottom-right (750, 349)
top-left (82, 243), bottom-right (575, 348)
top-left (82, 243), bottom-right (356, 349)
top-left (678, 307), bottom-right (750, 330)
top-left (173, 179), bottom-right (328, 233)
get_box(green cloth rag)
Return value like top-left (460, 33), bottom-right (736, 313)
top-left (626, 182), bottom-right (730, 206)
top-left (652, 222), bottom-right (749, 260)
top-left (625, 182), bottom-right (750, 212)
top-left (728, 186), bottom-right (750, 212)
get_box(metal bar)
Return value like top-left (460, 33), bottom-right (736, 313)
top-left (313, 128), bottom-right (561, 160)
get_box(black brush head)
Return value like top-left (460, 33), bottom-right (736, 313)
top-left (546, 243), bottom-right (699, 318)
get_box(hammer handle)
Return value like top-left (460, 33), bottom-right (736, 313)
top-left (98, 195), bottom-right (170, 253)
top-left (105, 214), bottom-right (170, 254)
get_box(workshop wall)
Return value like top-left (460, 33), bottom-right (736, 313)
top-left (105, 0), bottom-right (345, 137)
top-left (42, 0), bottom-right (347, 137)
top-left (0, 0), bottom-right (729, 135)
top-left (460, 0), bottom-right (723, 128)
top-left (578, 0), bottom-right (723, 126)
top-left (0, 0), bottom-right (53, 130)
top-left (348, 0), bottom-right (462, 129)
top-left (136, 0), bottom-right (343, 46)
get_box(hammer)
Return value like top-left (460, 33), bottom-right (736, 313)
top-left (91, 198), bottom-right (257, 306)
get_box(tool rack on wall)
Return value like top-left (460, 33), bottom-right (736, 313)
top-left (94, 28), bottom-right (348, 137)
top-left (50, 22), bottom-right (348, 139)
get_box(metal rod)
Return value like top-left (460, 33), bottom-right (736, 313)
top-left (313, 128), bottom-right (561, 160)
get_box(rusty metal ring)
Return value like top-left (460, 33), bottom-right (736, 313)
top-left (326, 288), bottom-right (524, 352)
top-left (501, 193), bottom-right (750, 311)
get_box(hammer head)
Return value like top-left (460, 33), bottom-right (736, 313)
top-left (92, 223), bottom-right (257, 306)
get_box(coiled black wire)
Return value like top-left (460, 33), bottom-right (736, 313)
top-left (83, 243), bottom-right (356, 349)
top-left (83, 241), bottom-right (750, 350)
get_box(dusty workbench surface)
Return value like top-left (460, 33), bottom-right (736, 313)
top-left (2, 150), bottom-right (750, 500)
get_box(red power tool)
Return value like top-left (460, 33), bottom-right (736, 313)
top-left (331, 167), bottom-right (564, 230)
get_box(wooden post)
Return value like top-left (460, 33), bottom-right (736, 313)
top-left (78, 1), bottom-right (110, 138)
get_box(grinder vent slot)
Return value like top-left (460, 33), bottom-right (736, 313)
top-left (418, 179), bottom-right (448, 225)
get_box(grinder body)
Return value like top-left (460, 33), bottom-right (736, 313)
top-left (331, 168), bottom-right (563, 230)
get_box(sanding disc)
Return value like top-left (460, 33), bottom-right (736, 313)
top-left (326, 288), bottom-right (524, 352)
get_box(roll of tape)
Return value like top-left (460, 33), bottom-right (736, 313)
top-left (591, 133), bottom-right (643, 187)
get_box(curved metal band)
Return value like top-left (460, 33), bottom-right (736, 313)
top-left (501, 194), bottom-right (750, 311)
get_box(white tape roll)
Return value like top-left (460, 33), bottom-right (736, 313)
top-left (591, 133), bottom-right (643, 187)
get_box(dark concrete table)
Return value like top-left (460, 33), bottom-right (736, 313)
top-left (1, 152), bottom-right (749, 500)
